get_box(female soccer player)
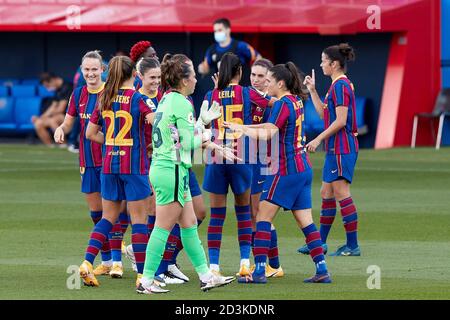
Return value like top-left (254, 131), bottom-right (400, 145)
top-left (224, 62), bottom-right (332, 284)
top-left (129, 40), bottom-right (158, 90)
top-left (133, 56), bottom-right (191, 284)
top-left (54, 50), bottom-right (119, 277)
top-left (203, 52), bottom-right (274, 277)
top-left (78, 55), bottom-right (154, 288)
top-left (299, 43), bottom-right (360, 257)
top-left (248, 58), bottom-right (283, 278)
top-left (138, 57), bottom-right (236, 294)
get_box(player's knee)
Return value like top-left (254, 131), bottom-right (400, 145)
top-left (332, 187), bottom-right (350, 201)
top-left (34, 118), bottom-right (43, 129)
top-left (320, 187), bottom-right (334, 199)
top-left (195, 207), bottom-right (206, 221)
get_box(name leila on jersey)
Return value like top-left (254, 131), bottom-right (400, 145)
top-left (218, 90), bottom-right (235, 99)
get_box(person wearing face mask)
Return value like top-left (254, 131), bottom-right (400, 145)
top-left (198, 18), bottom-right (262, 76)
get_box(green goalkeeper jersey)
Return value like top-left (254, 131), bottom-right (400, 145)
top-left (152, 91), bottom-right (201, 168)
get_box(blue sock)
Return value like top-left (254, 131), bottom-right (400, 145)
top-left (207, 207), bottom-right (227, 265)
top-left (319, 198), bottom-right (336, 244)
top-left (235, 205), bottom-right (252, 260)
top-left (119, 212), bottom-right (129, 235)
top-left (268, 228), bottom-right (280, 269)
top-left (253, 221), bottom-right (271, 275)
top-left (147, 215), bottom-right (156, 236)
top-left (169, 224), bottom-right (182, 264)
top-left (85, 219), bottom-right (113, 265)
top-left (156, 260), bottom-right (170, 276)
top-left (131, 224), bottom-right (149, 274)
top-left (301, 223), bottom-right (327, 275)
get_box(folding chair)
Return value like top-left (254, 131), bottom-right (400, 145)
top-left (411, 88), bottom-right (450, 150)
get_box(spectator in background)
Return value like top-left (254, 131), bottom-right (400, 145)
top-left (198, 18), bottom-right (261, 76)
top-left (32, 72), bottom-right (72, 147)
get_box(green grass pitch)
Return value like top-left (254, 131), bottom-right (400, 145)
top-left (1, 144), bottom-right (449, 300)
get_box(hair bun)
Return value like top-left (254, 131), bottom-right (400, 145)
top-left (338, 43), bottom-right (355, 61)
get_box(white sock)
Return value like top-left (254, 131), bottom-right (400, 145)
top-left (209, 264), bottom-right (220, 272)
top-left (240, 259), bottom-right (250, 268)
top-left (141, 276), bottom-right (153, 287)
top-left (102, 260), bottom-right (113, 267)
top-left (199, 271), bottom-right (213, 283)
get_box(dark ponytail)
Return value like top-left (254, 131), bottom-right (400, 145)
top-left (161, 58), bottom-right (192, 91)
top-left (323, 43), bottom-right (355, 72)
top-left (136, 57), bottom-right (160, 75)
top-left (98, 56), bottom-right (135, 111)
top-left (161, 53), bottom-right (192, 91)
top-left (218, 52), bottom-right (242, 90)
top-left (269, 62), bottom-right (308, 100)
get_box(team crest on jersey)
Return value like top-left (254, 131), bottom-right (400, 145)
top-left (187, 112), bottom-right (195, 124)
top-left (146, 99), bottom-right (156, 111)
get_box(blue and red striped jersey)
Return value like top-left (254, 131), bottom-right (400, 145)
top-left (138, 87), bottom-right (162, 149)
top-left (66, 84), bottom-right (103, 168)
top-left (134, 77), bottom-right (142, 91)
top-left (205, 84), bottom-right (270, 163)
top-left (90, 88), bottom-right (153, 175)
top-left (323, 75), bottom-right (359, 154)
top-left (267, 95), bottom-right (311, 176)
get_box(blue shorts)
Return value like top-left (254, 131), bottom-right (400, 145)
top-left (203, 164), bottom-right (252, 195)
top-left (101, 174), bottom-right (151, 201)
top-left (81, 167), bottom-right (101, 194)
top-left (261, 168), bottom-right (312, 211)
top-left (189, 169), bottom-right (202, 197)
top-left (251, 163), bottom-right (267, 195)
top-left (323, 153), bottom-right (358, 184)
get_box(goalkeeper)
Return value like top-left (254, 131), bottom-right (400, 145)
top-left (137, 56), bottom-right (237, 294)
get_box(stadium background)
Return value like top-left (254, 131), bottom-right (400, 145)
top-left (0, 0), bottom-right (449, 300)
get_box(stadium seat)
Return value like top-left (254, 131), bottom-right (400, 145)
top-left (21, 78), bottom-right (40, 86)
top-left (38, 85), bottom-right (55, 98)
top-left (0, 97), bottom-right (16, 131)
top-left (355, 97), bottom-right (368, 135)
top-left (0, 85), bottom-right (9, 97)
top-left (11, 85), bottom-right (36, 97)
top-left (0, 78), bottom-right (19, 87)
top-left (14, 97), bottom-right (42, 132)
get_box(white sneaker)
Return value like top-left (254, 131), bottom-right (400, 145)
top-left (136, 281), bottom-right (170, 294)
top-left (67, 144), bottom-right (79, 153)
top-left (168, 264), bottom-right (190, 282)
top-left (157, 272), bottom-right (186, 284)
top-left (125, 244), bottom-right (137, 273)
top-left (200, 274), bottom-right (235, 292)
